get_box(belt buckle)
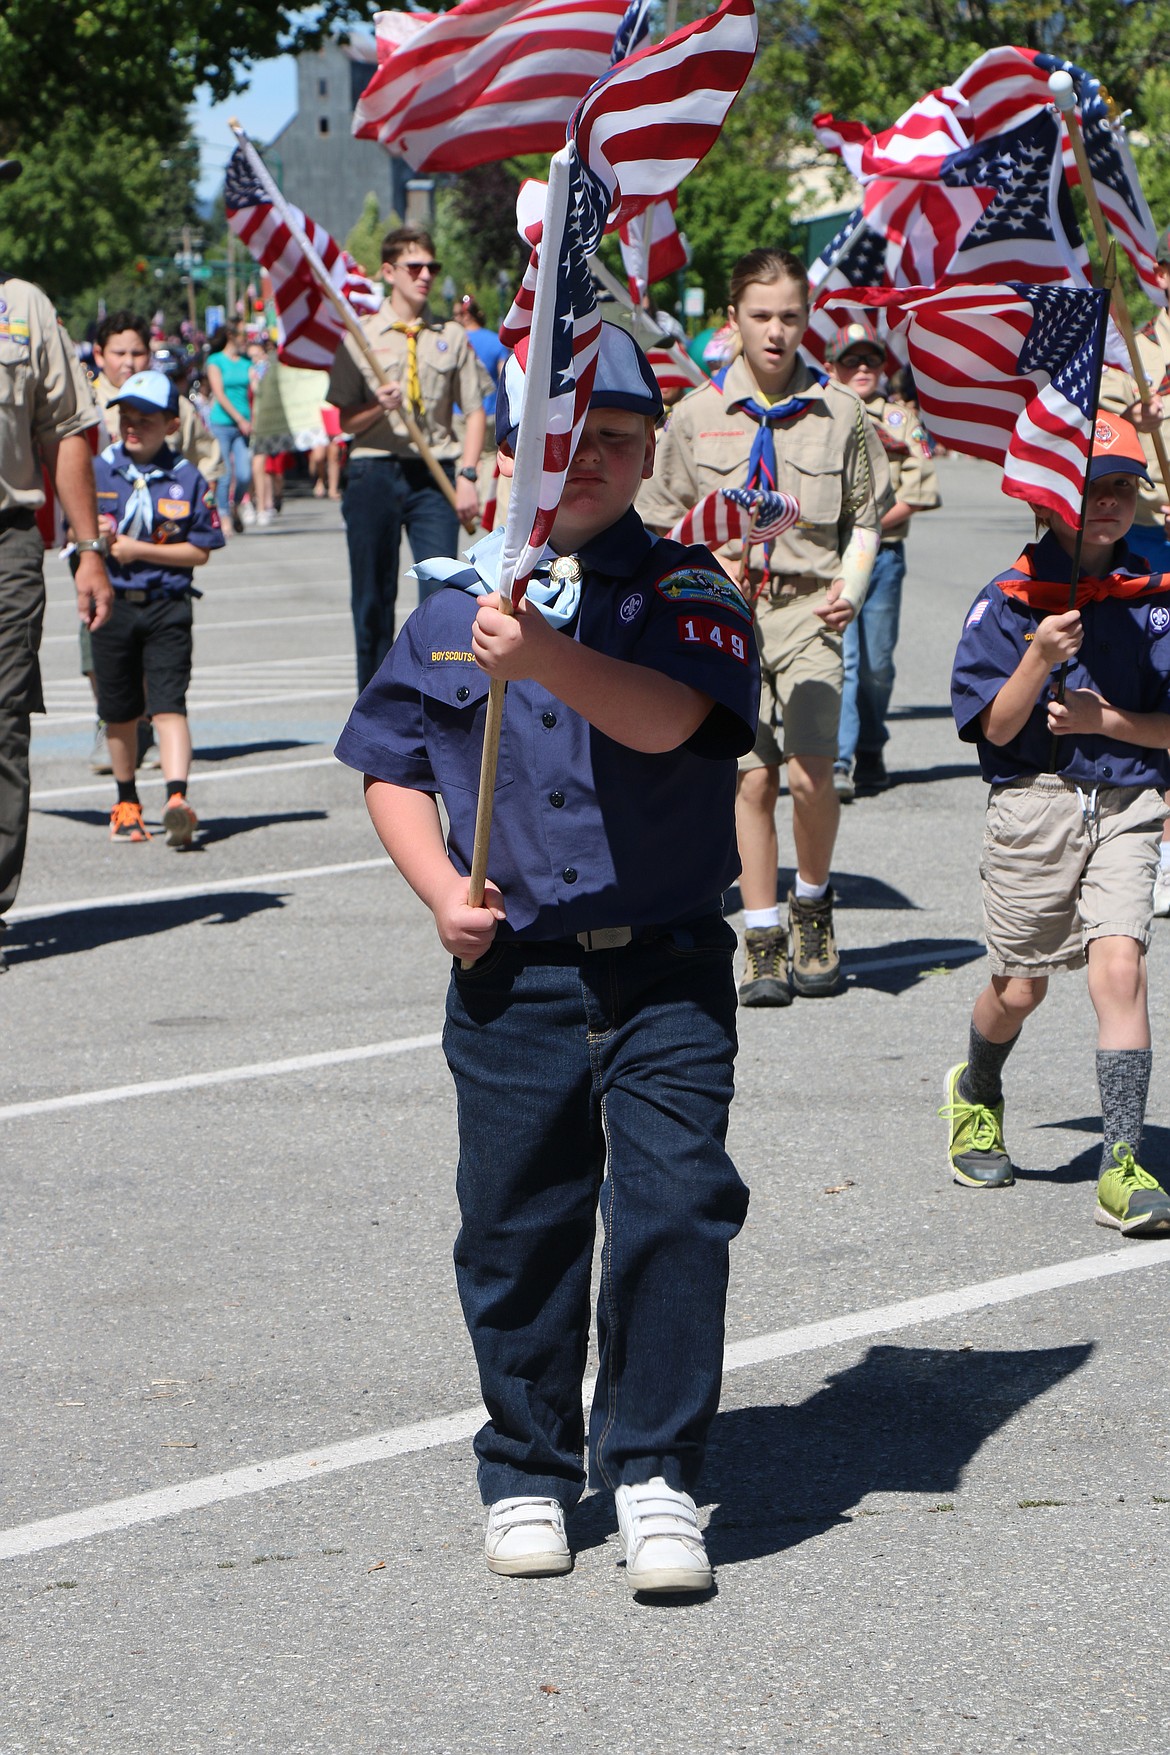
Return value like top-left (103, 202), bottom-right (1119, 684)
top-left (125, 589), bottom-right (147, 604)
top-left (576, 926), bottom-right (633, 952)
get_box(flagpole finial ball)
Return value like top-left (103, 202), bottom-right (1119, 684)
top-left (1048, 71), bottom-right (1076, 111)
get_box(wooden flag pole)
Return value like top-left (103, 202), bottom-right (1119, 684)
top-left (1047, 74), bottom-right (1170, 508)
top-left (227, 121), bottom-right (475, 532)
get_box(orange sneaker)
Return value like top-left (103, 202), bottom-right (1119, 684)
top-left (162, 793), bottom-right (198, 848)
top-left (109, 800), bottom-right (151, 842)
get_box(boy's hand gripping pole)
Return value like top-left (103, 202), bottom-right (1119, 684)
top-left (227, 121), bottom-right (476, 533)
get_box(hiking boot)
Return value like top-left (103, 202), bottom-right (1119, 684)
top-left (109, 800), bottom-right (151, 842)
top-left (89, 720), bottom-right (112, 775)
top-left (738, 924), bottom-right (791, 1007)
top-left (136, 718), bottom-right (160, 770)
top-left (833, 759), bottom-right (855, 803)
top-left (854, 749), bottom-right (890, 793)
top-left (485, 1497), bottom-right (572, 1577)
top-left (787, 888), bottom-right (840, 996)
top-left (940, 1062), bottom-right (1014, 1187)
top-left (162, 794), bottom-right (198, 849)
top-left (615, 1478), bottom-right (712, 1595)
top-left (1095, 1143), bottom-right (1170, 1236)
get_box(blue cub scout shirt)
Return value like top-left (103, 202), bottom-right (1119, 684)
top-left (336, 508), bottom-right (762, 940)
top-left (93, 441), bottom-right (224, 597)
top-left (951, 530), bottom-right (1170, 789)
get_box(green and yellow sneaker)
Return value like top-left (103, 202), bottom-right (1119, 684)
top-left (1095, 1143), bottom-right (1170, 1237)
top-left (940, 1062), bottom-right (1014, 1188)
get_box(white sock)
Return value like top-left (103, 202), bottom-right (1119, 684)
top-left (1160, 842), bottom-right (1170, 872)
top-left (794, 876), bottom-right (829, 901)
top-left (744, 906), bottom-right (782, 929)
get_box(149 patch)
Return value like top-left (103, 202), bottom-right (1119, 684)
top-left (677, 614), bottom-right (750, 663)
top-left (655, 567), bottom-right (750, 621)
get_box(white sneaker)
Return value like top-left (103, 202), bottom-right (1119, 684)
top-left (484, 1496), bottom-right (571, 1577)
top-left (1154, 867), bottom-right (1170, 918)
top-left (614, 1477), bottom-right (712, 1594)
top-left (238, 496), bottom-right (257, 527)
top-left (257, 507), bottom-right (274, 527)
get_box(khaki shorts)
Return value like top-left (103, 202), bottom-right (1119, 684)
top-left (980, 775), bottom-right (1167, 977)
top-left (738, 586), bottom-right (842, 771)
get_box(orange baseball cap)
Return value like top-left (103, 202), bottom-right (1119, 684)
top-left (1089, 411), bottom-right (1152, 483)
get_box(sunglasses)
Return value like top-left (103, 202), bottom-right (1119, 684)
top-left (398, 260), bottom-right (441, 276)
top-left (837, 353), bottom-right (882, 371)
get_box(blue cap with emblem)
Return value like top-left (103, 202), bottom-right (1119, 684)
top-left (495, 320), bottom-right (663, 452)
top-left (109, 369), bottom-right (180, 417)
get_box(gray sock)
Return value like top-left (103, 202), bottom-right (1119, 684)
top-left (1096, 1048), bottom-right (1152, 1171)
top-left (959, 1023), bottom-right (1020, 1106)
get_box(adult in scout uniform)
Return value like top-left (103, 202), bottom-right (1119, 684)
top-left (327, 226), bottom-right (486, 691)
top-left (0, 155), bottom-right (111, 967)
top-left (639, 248), bottom-right (889, 1006)
top-left (1100, 230), bottom-right (1170, 912)
top-left (827, 319), bottom-right (940, 798)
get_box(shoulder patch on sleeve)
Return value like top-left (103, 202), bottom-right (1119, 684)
top-left (654, 566), bottom-right (751, 621)
top-left (966, 599), bottom-right (991, 628)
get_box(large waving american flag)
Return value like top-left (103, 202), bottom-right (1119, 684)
top-left (497, 0), bottom-right (758, 599)
top-left (813, 47), bottom-right (1161, 305)
top-left (353, 0), bottom-right (649, 174)
top-left (823, 281), bottom-right (1110, 529)
top-left (224, 144), bottom-right (380, 370)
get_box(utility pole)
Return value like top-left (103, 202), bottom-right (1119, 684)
top-left (181, 223), bottom-right (197, 331)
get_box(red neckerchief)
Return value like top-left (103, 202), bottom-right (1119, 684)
top-left (995, 544), bottom-right (1169, 613)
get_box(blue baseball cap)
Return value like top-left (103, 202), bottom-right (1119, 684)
top-left (495, 320), bottom-right (663, 451)
top-left (109, 370), bottom-right (180, 416)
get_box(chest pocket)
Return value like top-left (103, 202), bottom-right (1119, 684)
top-left (419, 662), bottom-right (513, 793)
top-left (418, 345), bottom-right (459, 425)
top-left (0, 340), bottom-right (31, 408)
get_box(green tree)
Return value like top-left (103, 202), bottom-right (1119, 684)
top-left (346, 192), bottom-right (399, 278)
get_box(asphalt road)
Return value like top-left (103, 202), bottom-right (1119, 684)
top-left (2, 460), bottom-right (1168, 1755)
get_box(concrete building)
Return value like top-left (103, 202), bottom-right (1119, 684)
top-left (267, 37), bottom-right (412, 248)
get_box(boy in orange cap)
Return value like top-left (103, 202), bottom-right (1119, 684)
top-left (942, 412), bottom-right (1170, 1235)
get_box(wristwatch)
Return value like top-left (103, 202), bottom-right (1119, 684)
top-left (457, 466), bottom-right (478, 483)
top-left (75, 537), bottom-right (110, 559)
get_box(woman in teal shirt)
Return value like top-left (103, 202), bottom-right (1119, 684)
top-left (205, 324), bottom-right (254, 530)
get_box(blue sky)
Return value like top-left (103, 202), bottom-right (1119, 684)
top-left (191, 58), bottom-right (299, 204)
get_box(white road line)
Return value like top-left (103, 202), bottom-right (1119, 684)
top-left (5, 856), bottom-right (387, 924)
top-left (0, 942), bottom-right (980, 1122)
top-left (0, 1034), bottom-right (442, 1123)
top-left (32, 754), bottom-right (337, 804)
top-left (2, 1243), bottom-right (1166, 1560)
top-left (40, 611), bottom-right (350, 646)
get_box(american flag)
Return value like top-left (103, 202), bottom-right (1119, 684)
top-left (224, 145), bottom-right (380, 371)
top-left (822, 280), bottom-right (1109, 529)
top-left (619, 194), bottom-right (687, 301)
top-left (496, 0), bottom-right (757, 600)
top-left (814, 46), bottom-right (1162, 305)
top-left (646, 338), bottom-right (707, 396)
top-left (353, 0), bottom-right (646, 175)
top-left (667, 486), bottom-right (800, 549)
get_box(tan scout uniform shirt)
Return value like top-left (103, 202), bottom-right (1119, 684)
top-left (92, 370), bottom-right (223, 484)
top-left (326, 301), bottom-right (483, 463)
top-left (638, 354), bottom-right (890, 608)
top-left (863, 393), bottom-right (940, 543)
top-left (1100, 309), bottom-right (1170, 528)
top-left (0, 278), bottom-right (99, 512)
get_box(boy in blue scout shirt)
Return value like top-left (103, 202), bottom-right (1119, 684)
top-left (943, 412), bottom-right (1170, 1238)
top-left (91, 371), bottom-right (223, 846)
top-left (336, 325), bottom-right (761, 1596)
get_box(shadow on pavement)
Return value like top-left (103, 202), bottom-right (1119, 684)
top-left (888, 704), bottom-right (954, 720)
top-left (885, 761), bottom-right (982, 787)
top-left (842, 935), bottom-right (985, 995)
top-left (1017, 1119), bottom-right (1170, 1184)
top-left (5, 890), bottom-right (287, 964)
top-left (724, 870), bottom-right (919, 915)
top-left (33, 807), bottom-right (328, 846)
top-left (697, 1341), bottom-right (1094, 1567)
top-left (194, 739), bottom-right (317, 762)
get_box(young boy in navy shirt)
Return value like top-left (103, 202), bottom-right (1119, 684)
top-left (90, 371), bottom-right (223, 845)
top-left (336, 326), bottom-right (761, 1595)
top-left (944, 413), bottom-right (1170, 1236)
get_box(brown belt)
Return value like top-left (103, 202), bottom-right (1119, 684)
top-left (764, 574), bottom-right (826, 602)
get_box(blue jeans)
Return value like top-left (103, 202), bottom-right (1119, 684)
top-left (838, 542), bottom-right (906, 764)
top-left (342, 456), bottom-right (459, 691)
top-left (212, 426), bottom-right (251, 513)
top-left (442, 923), bottom-right (749, 1510)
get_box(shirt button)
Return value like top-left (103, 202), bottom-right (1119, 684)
top-left (542, 711), bottom-right (557, 728)
top-left (456, 685), bottom-right (470, 701)
top-left (562, 867), bottom-right (577, 884)
top-left (549, 790), bottom-right (565, 808)
top-left (1102, 765), bottom-right (1114, 778)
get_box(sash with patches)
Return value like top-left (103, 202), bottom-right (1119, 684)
top-left (654, 566), bottom-right (751, 621)
top-left (995, 544), bottom-right (1170, 614)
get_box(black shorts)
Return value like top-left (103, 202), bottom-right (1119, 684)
top-left (90, 593), bottom-right (193, 723)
